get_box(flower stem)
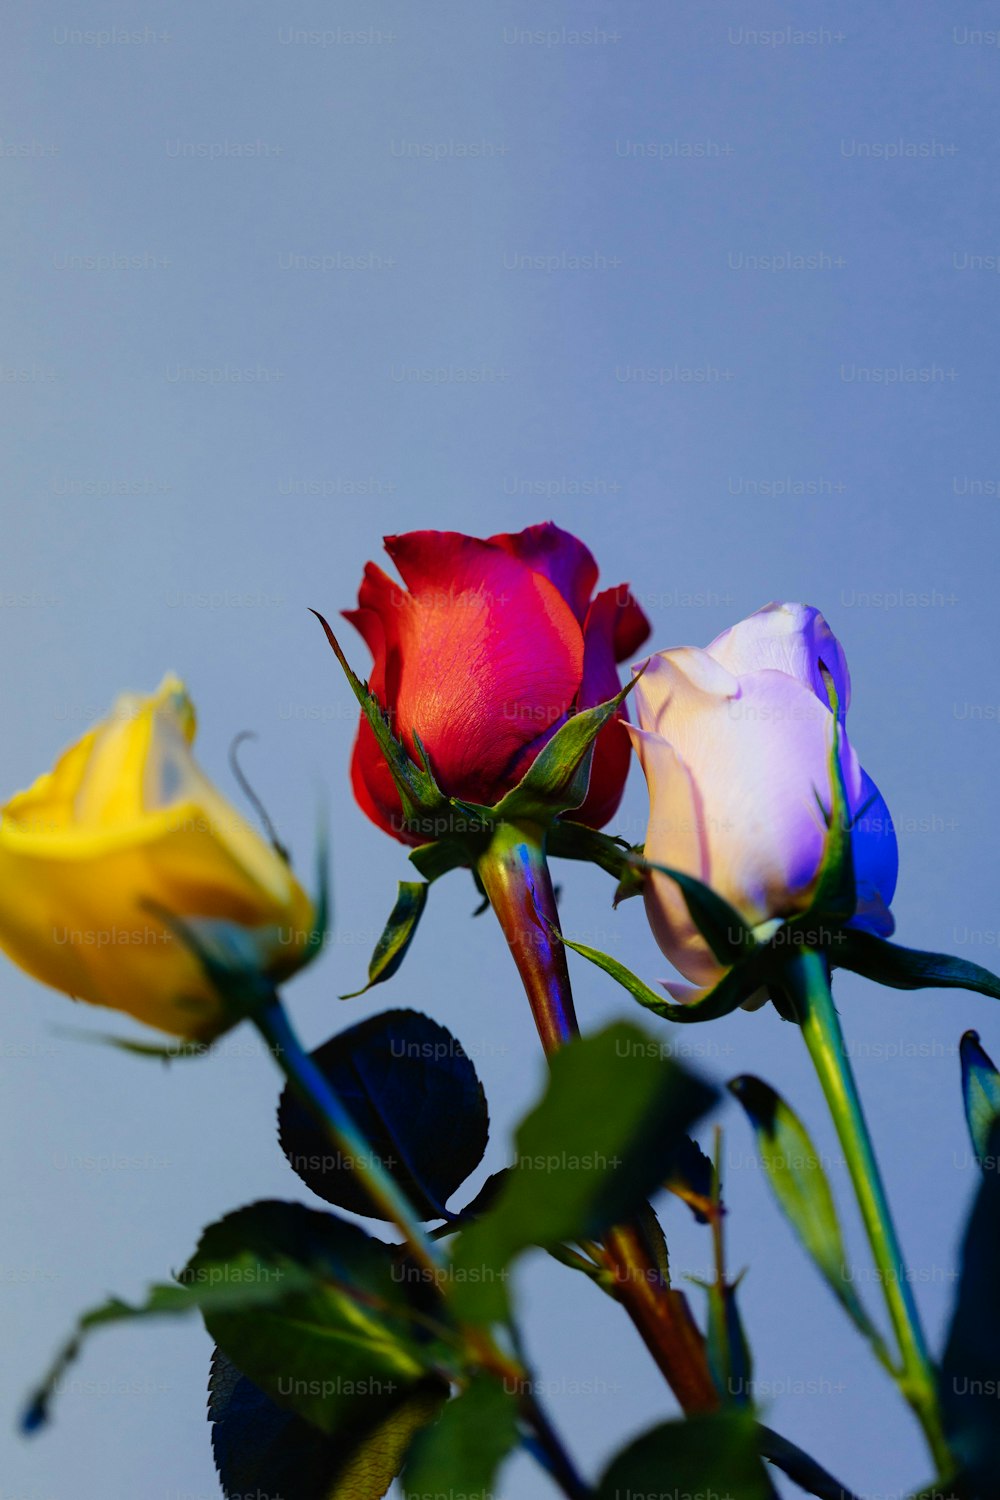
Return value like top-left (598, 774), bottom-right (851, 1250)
top-left (785, 948), bottom-right (953, 1478)
top-left (255, 992), bottom-right (593, 1490)
top-left (476, 819), bottom-right (721, 1415)
top-left (253, 996), bottom-right (444, 1282)
top-left (520, 1388), bottom-right (593, 1499)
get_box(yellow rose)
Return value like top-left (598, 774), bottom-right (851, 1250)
top-left (0, 676), bottom-right (317, 1042)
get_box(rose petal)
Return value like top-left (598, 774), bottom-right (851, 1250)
top-left (384, 531), bottom-right (584, 804)
top-left (849, 768), bottom-right (899, 931)
top-left (705, 603), bottom-right (852, 716)
top-left (628, 725), bottom-right (722, 986)
top-left (568, 587), bottom-right (646, 827)
top-left (633, 668), bottom-right (870, 967)
top-left (631, 647), bottom-right (740, 739)
top-left (612, 585), bottom-right (652, 661)
top-left (488, 521), bottom-right (599, 624)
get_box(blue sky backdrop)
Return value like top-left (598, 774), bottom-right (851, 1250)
top-left (2, 2), bottom-right (998, 1496)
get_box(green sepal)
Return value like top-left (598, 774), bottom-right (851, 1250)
top-left (141, 900), bottom-right (279, 1027)
top-left (306, 816), bottom-right (332, 963)
top-left (833, 931), bottom-right (1000, 1000)
top-left (545, 820), bottom-right (635, 880)
top-left (311, 610), bottom-right (452, 832)
top-left (701, 1274), bottom-right (754, 1408)
top-left (491, 672), bottom-right (640, 825)
top-left (727, 1075), bottom-right (894, 1372)
top-left (960, 1030), bottom-right (1000, 1166)
top-left (630, 856), bottom-right (757, 966)
top-left (804, 676), bottom-right (858, 923)
top-left (50, 1027), bottom-right (214, 1061)
top-left (341, 882), bottom-right (430, 998)
top-left (554, 926), bottom-right (765, 1023)
top-left (319, 604), bottom-right (641, 864)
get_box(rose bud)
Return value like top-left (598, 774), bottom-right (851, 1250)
top-left (0, 676), bottom-right (316, 1041)
top-left (629, 603), bottom-right (899, 993)
top-left (344, 523), bottom-right (650, 843)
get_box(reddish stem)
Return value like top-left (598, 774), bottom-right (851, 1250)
top-left (477, 819), bottom-right (721, 1415)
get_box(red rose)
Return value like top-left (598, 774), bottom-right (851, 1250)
top-left (342, 523), bottom-right (650, 844)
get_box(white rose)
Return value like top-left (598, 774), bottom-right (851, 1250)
top-left (629, 603), bottom-right (898, 996)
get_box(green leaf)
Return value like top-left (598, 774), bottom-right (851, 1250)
top-left (278, 1010), bottom-right (489, 1221)
top-left (491, 677), bottom-right (639, 825)
top-left (23, 1242), bottom-right (318, 1432)
top-left (450, 1022), bottom-right (716, 1322)
top-left (556, 928), bottom-right (764, 1022)
top-left (941, 1119), bottom-right (1000, 1489)
top-left (834, 931), bottom-right (1000, 1001)
top-left (727, 1076), bottom-right (892, 1370)
top-left (960, 1030), bottom-right (1000, 1166)
top-left (209, 1348), bottom-right (446, 1500)
top-left (341, 883), bottom-right (429, 998)
top-left (595, 1411), bottom-right (770, 1500)
top-left (189, 1201), bottom-right (448, 1436)
top-left (633, 856), bottom-right (757, 966)
top-left (402, 1375), bottom-right (520, 1500)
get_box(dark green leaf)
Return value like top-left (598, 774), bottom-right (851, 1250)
top-left (209, 1348), bottom-right (445, 1500)
top-left (341, 882), bottom-right (429, 998)
top-left (402, 1375), bottom-right (520, 1500)
top-left (834, 932), bottom-right (1000, 1001)
top-left (190, 1201), bottom-right (447, 1435)
top-left (960, 1030), bottom-right (1000, 1166)
top-left (595, 1411), bottom-right (770, 1500)
top-left (278, 1010), bottom-right (489, 1221)
top-left (758, 1425), bottom-right (864, 1500)
top-left (727, 1076), bottom-right (892, 1369)
top-left (941, 1119), bottom-right (1000, 1488)
top-left (665, 1134), bottom-right (716, 1223)
top-left (450, 1022), bottom-right (716, 1322)
top-left (429, 1171), bottom-right (510, 1238)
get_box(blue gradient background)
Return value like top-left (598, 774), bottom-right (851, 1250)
top-left (2, 3), bottom-right (998, 1496)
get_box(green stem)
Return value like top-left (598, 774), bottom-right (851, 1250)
top-left (254, 996), bottom-right (443, 1281)
top-left (785, 948), bottom-right (953, 1478)
top-left (520, 1389), bottom-right (593, 1499)
top-left (254, 994), bottom-right (591, 1490)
